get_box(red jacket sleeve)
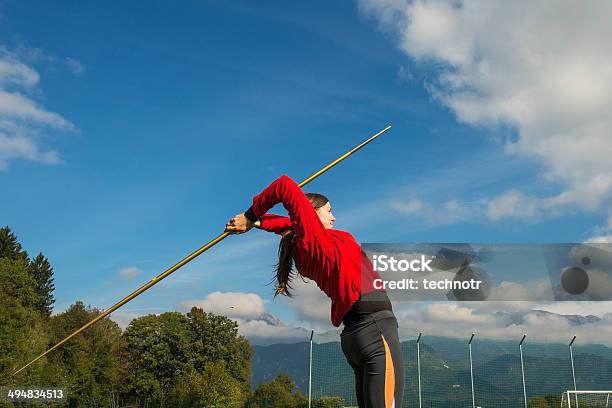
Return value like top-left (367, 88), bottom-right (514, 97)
top-left (250, 175), bottom-right (337, 263)
top-left (258, 214), bottom-right (292, 235)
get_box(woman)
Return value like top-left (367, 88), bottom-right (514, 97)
top-left (225, 175), bottom-right (404, 408)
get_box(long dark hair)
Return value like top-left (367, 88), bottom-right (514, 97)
top-left (274, 192), bottom-right (329, 297)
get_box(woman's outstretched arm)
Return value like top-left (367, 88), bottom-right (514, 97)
top-left (257, 214), bottom-right (292, 235)
top-left (225, 213), bottom-right (291, 235)
top-left (226, 175), bottom-right (337, 262)
top-left (250, 175), bottom-right (337, 259)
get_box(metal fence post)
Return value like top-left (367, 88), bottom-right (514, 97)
top-left (469, 333), bottom-right (476, 408)
top-left (417, 332), bottom-right (423, 408)
top-left (569, 335), bottom-right (578, 408)
top-left (309, 330), bottom-right (314, 408)
top-left (519, 334), bottom-right (527, 408)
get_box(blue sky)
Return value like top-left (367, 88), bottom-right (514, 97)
top-left (2, 1), bottom-right (611, 343)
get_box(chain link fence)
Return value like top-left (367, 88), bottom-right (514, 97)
top-left (310, 332), bottom-right (612, 408)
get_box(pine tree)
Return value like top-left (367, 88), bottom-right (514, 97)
top-left (0, 226), bottom-right (28, 261)
top-left (29, 253), bottom-right (55, 318)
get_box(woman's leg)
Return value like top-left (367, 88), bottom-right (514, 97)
top-left (361, 315), bottom-right (404, 408)
top-left (354, 370), bottom-right (365, 407)
top-left (342, 334), bottom-right (366, 407)
top-left (342, 314), bottom-right (404, 408)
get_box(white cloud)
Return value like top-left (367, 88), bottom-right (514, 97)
top-left (108, 289), bottom-right (313, 345)
top-left (179, 291), bottom-right (311, 344)
top-left (487, 190), bottom-right (540, 220)
top-left (360, 0), bottom-right (612, 220)
top-left (396, 64), bottom-right (414, 82)
top-left (178, 279), bottom-right (338, 339)
top-left (390, 198), bottom-right (423, 214)
top-left (390, 196), bottom-right (467, 225)
top-left (181, 291), bottom-right (266, 320)
top-left (109, 310), bottom-right (144, 329)
top-left (65, 57), bottom-right (85, 75)
top-left (0, 47), bottom-right (73, 170)
top-left (0, 58), bottom-right (38, 87)
top-left (587, 235), bottom-right (612, 244)
top-left (0, 132), bottom-right (59, 170)
top-left (109, 292), bottom-right (310, 345)
top-left (162, 290), bottom-right (612, 346)
top-left (425, 303), bottom-right (496, 324)
top-left (0, 90), bottom-right (72, 129)
top-left (586, 214), bottom-right (612, 243)
top-left (118, 266), bottom-right (142, 280)
top-left (12, 45), bottom-right (56, 65)
top-left (281, 277), bottom-right (334, 331)
top-left (488, 281), bottom-right (531, 301)
top-left (233, 317), bottom-right (309, 345)
top-left (395, 302), bottom-right (612, 345)
top-left (537, 301), bottom-right (612, 319)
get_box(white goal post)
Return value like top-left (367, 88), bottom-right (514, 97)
top-left (561, 391), bottom-right (611, 408)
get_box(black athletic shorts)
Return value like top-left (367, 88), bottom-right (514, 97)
top-left (341, 309), bottom-right (404, 408)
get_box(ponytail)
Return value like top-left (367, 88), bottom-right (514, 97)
top-left (274, 232), bottom-right (296, 297)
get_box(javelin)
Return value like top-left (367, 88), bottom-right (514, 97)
top-left (12, 125), bottom-right (392, 376)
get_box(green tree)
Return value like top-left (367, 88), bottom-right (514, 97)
top-left (48, 301), bottom-right (122, 407)
top-left (0, 257), bottom-right (45, 385)
top-left (120, 312), bottom-right (194, 407)
top-left (544, 394), bottom-right (562, 407)
top-left (529, 396), bottom-right (549, 407)
top-left (119, 309), bottom-right (252, 407)
top-left (29, 252), bottom-right (55, 318)
top-left (312, 397), bottom-right (345, 408)
top-left (530, 395), bottom-right (569, 408)
top-left (186, 307), bottom-right (252, 387)
top-left (171, 361), bottom-right (245, 407)
top-left (0, 229), bottom-right (51, 390)
top-left (0, 226), bottom-right (28, 261)
top-left (248, 373), bottom-right (308, 408)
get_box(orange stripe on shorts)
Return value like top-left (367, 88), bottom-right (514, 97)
top-left (381, 334), bottom-right (395, 408)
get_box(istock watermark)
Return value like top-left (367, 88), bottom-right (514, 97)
top-left (372, 254), bottom-right (433, 272)
top-left (361, 243), bottom-right (612, 302)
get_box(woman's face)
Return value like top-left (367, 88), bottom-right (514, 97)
top-left (316, 201), bottom-right (336, 229)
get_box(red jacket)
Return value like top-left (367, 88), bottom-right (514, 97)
top-left (250, 175), bottom-right (383, 327)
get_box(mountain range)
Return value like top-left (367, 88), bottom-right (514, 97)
top-left (250, 310), bottom-right (612, 407)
